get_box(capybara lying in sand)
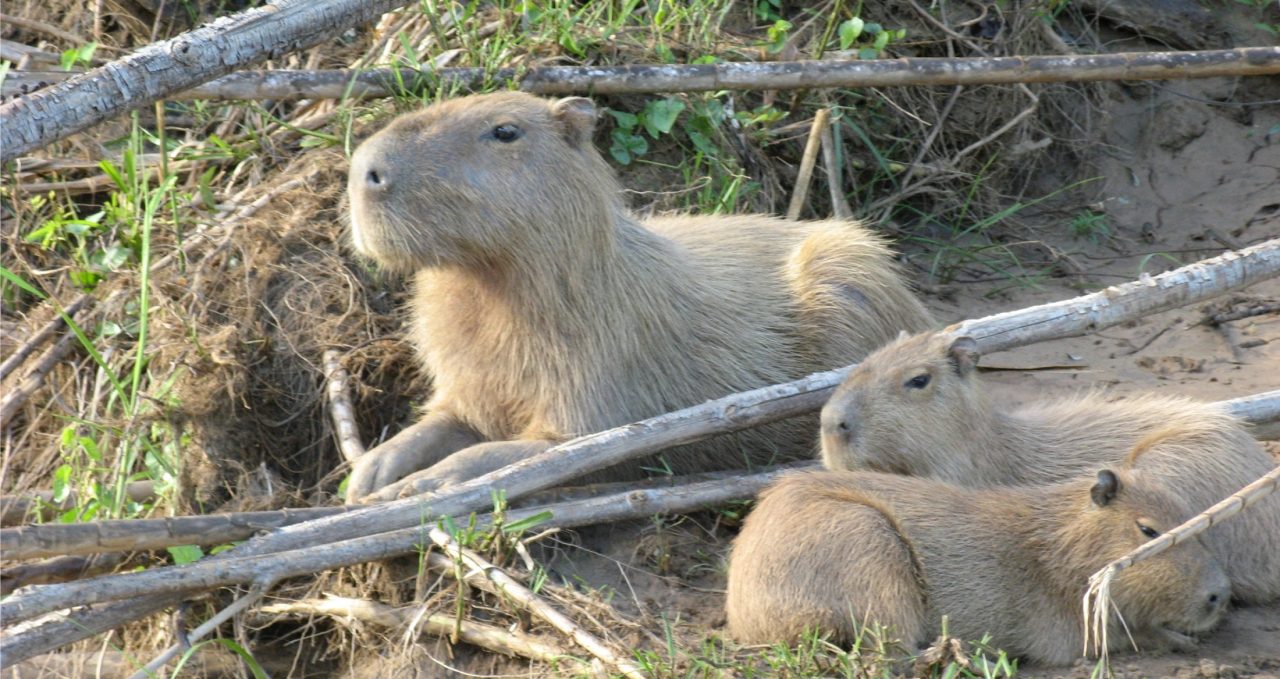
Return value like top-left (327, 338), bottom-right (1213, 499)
top-left (726, 467), bottom-right (1231, 664)
top-left (819, 331), bottom-right (1280, 603)
top-left (343, 92), bottom-right (934, 502)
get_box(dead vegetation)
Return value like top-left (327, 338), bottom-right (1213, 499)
top-left (3, 0), bottom-right (1280, 676)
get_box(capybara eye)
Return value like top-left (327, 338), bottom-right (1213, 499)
top-left (1138, 522), bottom-right (1160, 539)
top-left (491, 124), bottom-right (523, 142)
top-left (904, 374), bottom-right (931, 389)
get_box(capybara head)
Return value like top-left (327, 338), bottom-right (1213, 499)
top-left (1066, 468), bottom-right (1230, 649)
top-left (348, 92), bottom-right (618, 272)
top-left (820, 332), bottom-right (984, 474)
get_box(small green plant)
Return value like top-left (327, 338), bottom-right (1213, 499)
top-left (836, 18), bottom-right (907, 58)
top-left (1069, 209), bottom-right (1110, 244)
top-left (607, 97), bottom-right (686, 165)
top-left (59, 41), bottom-right (97, 70)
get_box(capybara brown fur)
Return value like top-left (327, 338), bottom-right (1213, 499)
top-left (725, 467), bottom-right (1231, 664)
top-left (344, 92), bottom-right (934, 501)
top-left (820, 331), bottom-right (1280, 604)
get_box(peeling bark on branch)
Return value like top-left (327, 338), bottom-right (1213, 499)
top-left (0, 0), bottom-right (410, 162)
top-left (5, 48), bottom-right (1277, 113)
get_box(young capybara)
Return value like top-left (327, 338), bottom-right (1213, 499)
top-left (342, 92), bottom-right (935, 502)
top-left (725, 467), bottom-right (1231, 664)
top-left (819, 331), bottom-right (1280, 603)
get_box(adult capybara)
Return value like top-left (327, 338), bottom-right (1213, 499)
top-left (820, 331), bottom-right (1280, 603)
top-left (344, 92), bottom-right (934, 502)
top-left (725, 467), bottom-right (1231, 664)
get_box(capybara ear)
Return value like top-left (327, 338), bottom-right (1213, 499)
top-left (946, 336), bottom-right (980, 376)
top-left (1091, 469), bottom-right (1120, 508)
top-left (551, 97), bottom-right (597, 148)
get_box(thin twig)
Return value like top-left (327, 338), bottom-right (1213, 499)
top-left (787, 108), bottom-right (830, 220)
top-left (0, 293), bottom-right (90, 382)
top-left (127, 587), bottom-right (268, 679)
top-left (323, 349), bottom-right (366, 463)
top-left (818, 110), bottom-right (853, 220)
top-left (259, 595), bottom-right (569, 663)
top-left (427, 526), bottom-right (646, 679)
top-left (0, 13), bottom-right (89, 45)
top-left (0, 328), bottom-right (79, 430)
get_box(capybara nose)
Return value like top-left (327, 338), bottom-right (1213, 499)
top-left (1205, 585), bottom-right (1230, 617)
top-left (820, 410), bottom-right (854, 444)
top-left (363, 165), bottom-right (389, 192)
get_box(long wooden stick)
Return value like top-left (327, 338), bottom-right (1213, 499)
top-left (0, 464), bottom-right (802, 626)
top-left (1, 467), bottom-right (775, 560)
top-left (5, 47), bottom-right (1277, 109)
top-left (0, 0), bottom-right (410, 162)
top-left (5, 391), bottom-right (1278, 563)
top-left (4, 240), bottom-right (1278, 662)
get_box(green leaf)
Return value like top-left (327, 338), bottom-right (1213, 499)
top-left (52, 464), bottom-right (73, 503)
top-left (168, 544), bottom-right (205, 564)
top-left (503, 510), bottom-right (553, 534)
top-left (607, 109), bottom-right (639, 131)
top-left (838, 17), bottom-right (864, 49)
top-left (858, 47), bottom-right (879, 60)
top-left (0, 266), bottom-right (46, 298)
top-left (873, 30), bottom-right (890, 50)
top-left (864, 22), bottom-right (883, 34)
top-left (642, 98), bottom-right (685, 138)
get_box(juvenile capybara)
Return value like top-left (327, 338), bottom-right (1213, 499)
top-left (344, 92), bottom-right (934, 501)
top-left (725, 467), bottom-right (1231, 664)
top-left (819, 331), bottom-right (1280, 603)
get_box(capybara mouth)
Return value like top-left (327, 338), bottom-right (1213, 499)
top-left (1155, 626), bottom-right (1200, 651)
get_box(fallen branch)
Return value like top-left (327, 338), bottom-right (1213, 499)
top-left (0, 325), bottom-right (80, 429)
top-left (323, 349), bottom-right (366, 463)
top-left (258, 595), bottom-right (569, 663)
top-left (5, 239), bottom-right (1278, 661)
top-left (3, 466), bottom-right (778, 560)
top-left (2, 505), bottom-right (354, 560)
top-left (426, 526), bottom-right (645, 678)
top-left (0, 294), bottom-right (90, 383)
top-left (5, 47), bottom-right (1278, 108)
top-left (0, 553), bottom-right (128, 596)
top-left (0, 0), bottom-right (410, 162)
top-left (0, 463), bottom-right (802, 626)
top-left (1083, 463), bottom-right (1280, 660)
top-left (1, 481), bottom-right (155, 526)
